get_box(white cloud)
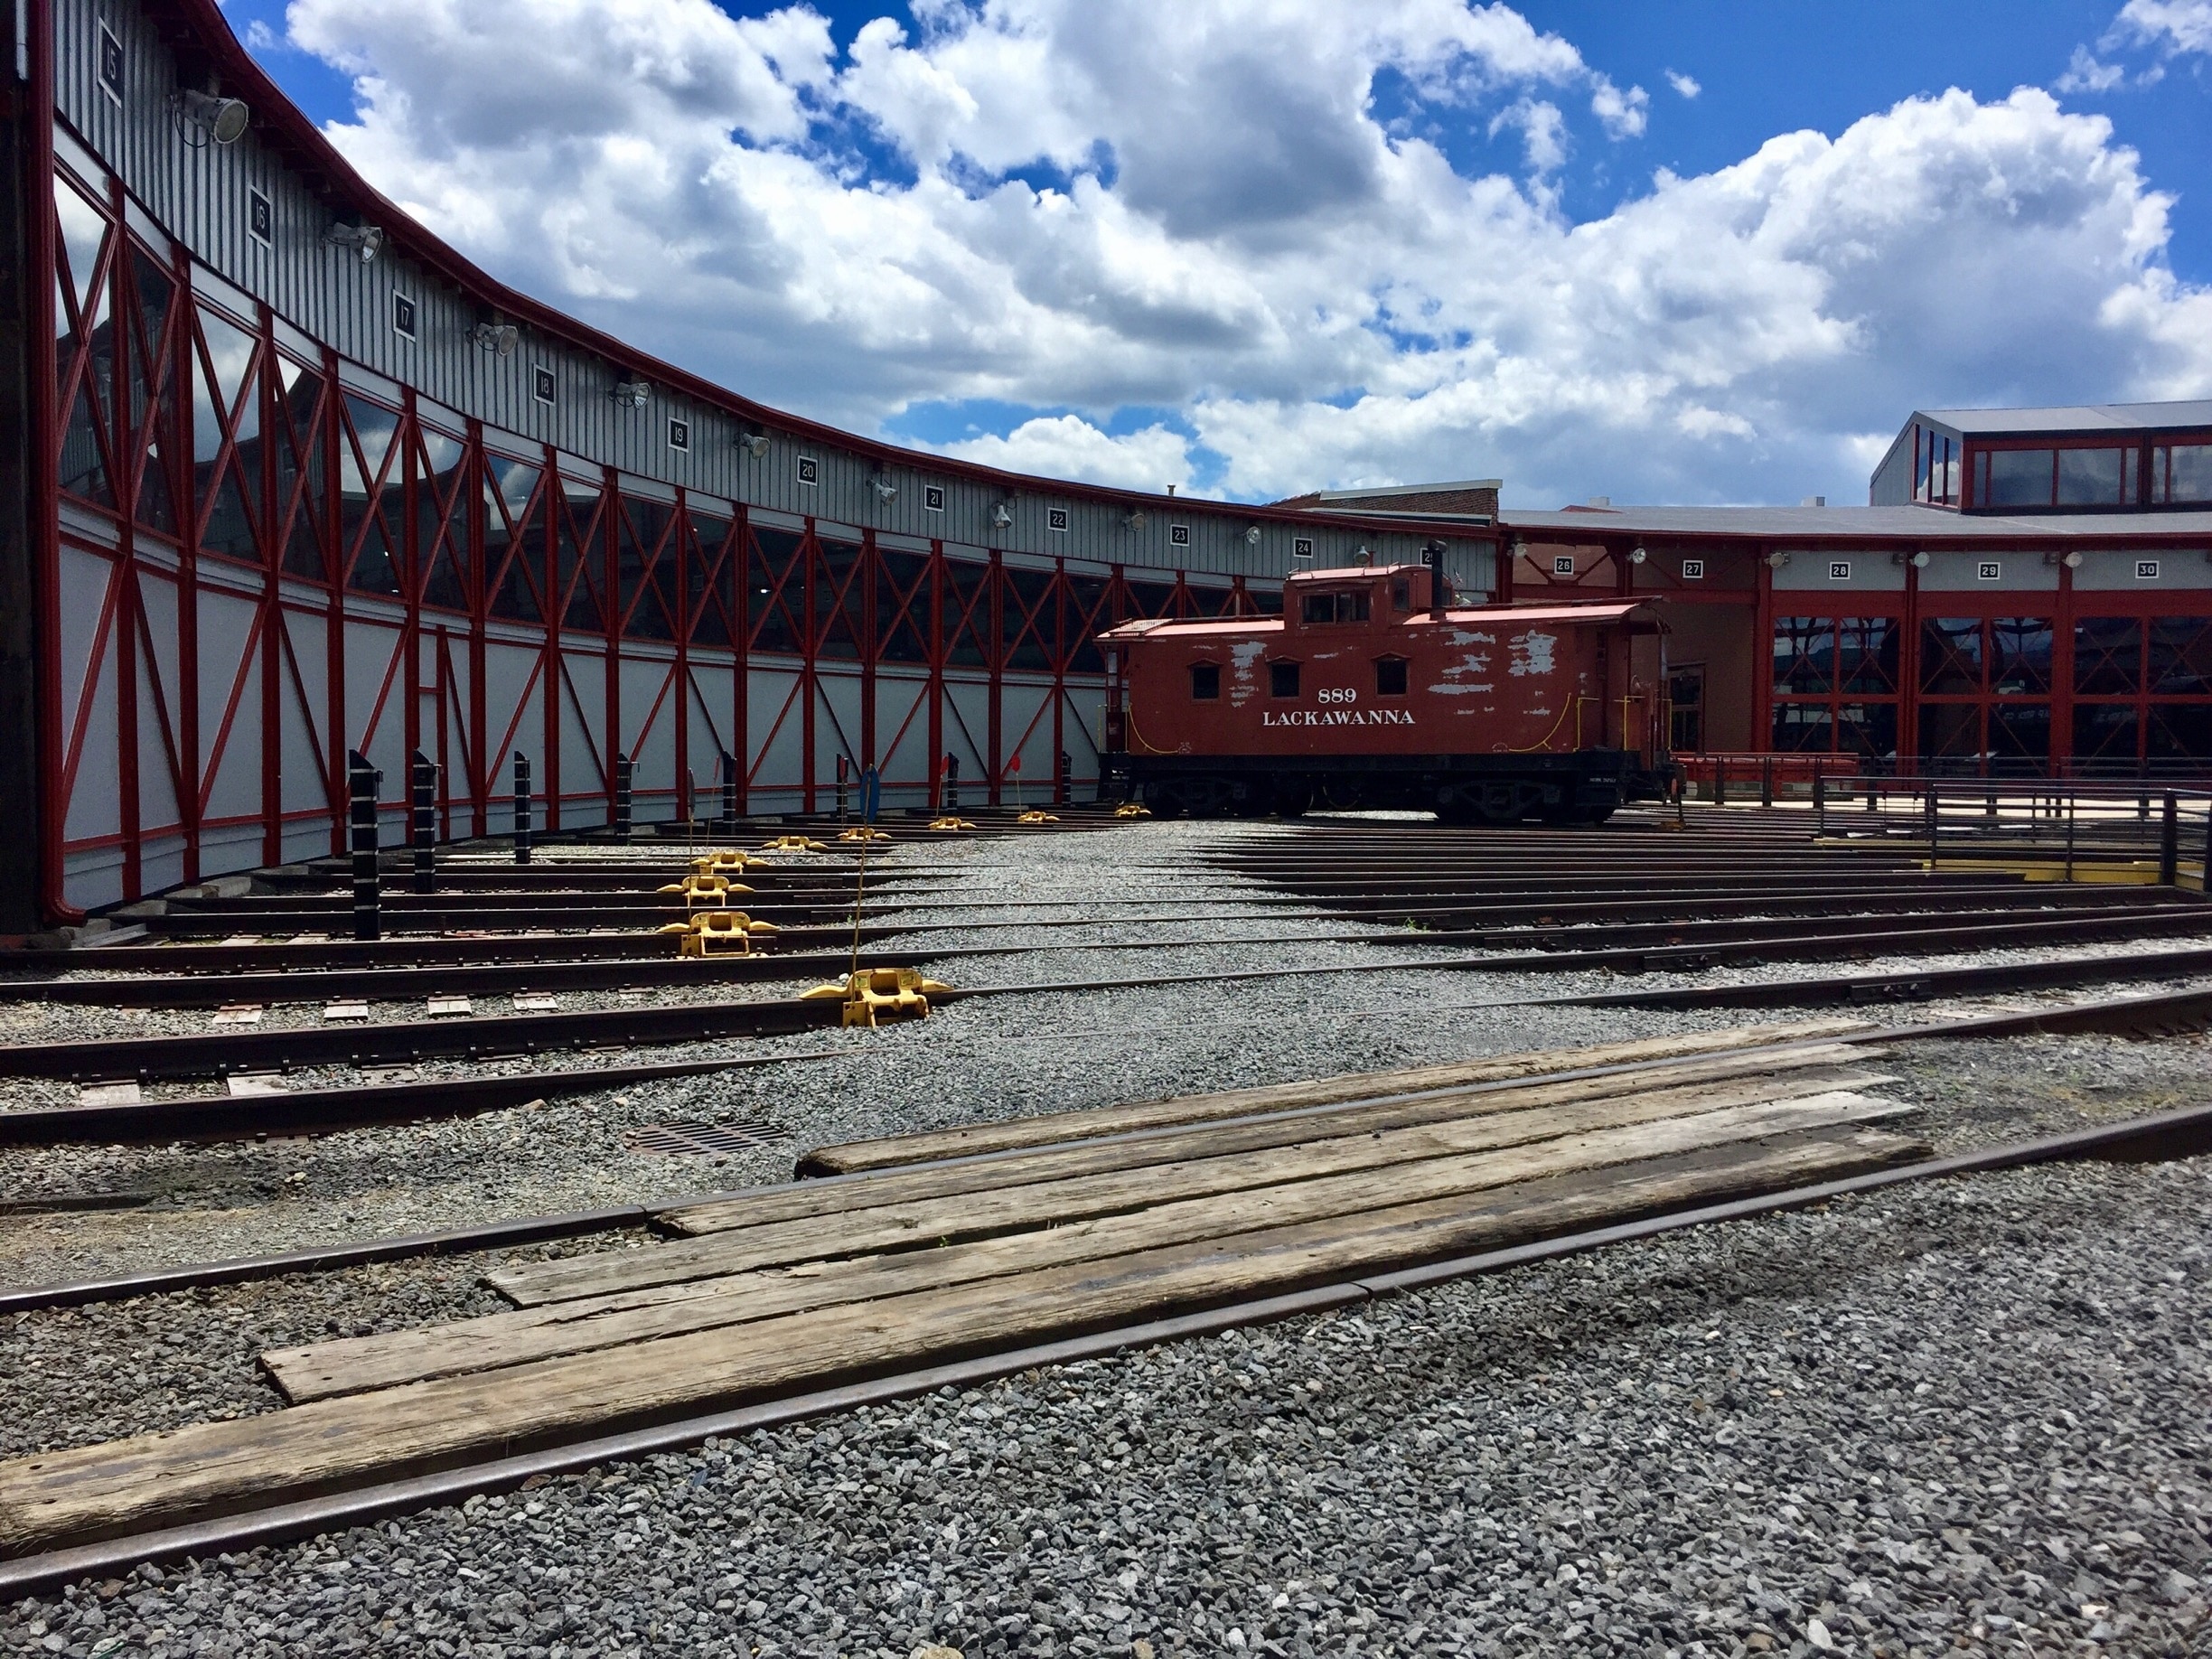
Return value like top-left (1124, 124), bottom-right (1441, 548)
top-left (2111, 0), bottom-right (2212, 55)
top-left (933, 416), bottom-right (1196, 492)
top-left (276, 1), bottom-right (2212, 510)
top-left (1665, 69), bottom-right (1701, 99)
top-left (2056, 44), bottom-right (2125, 93)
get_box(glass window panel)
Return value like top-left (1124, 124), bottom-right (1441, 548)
top-left (1001, 565), bottom-right (1054, 672)
top-left (1190, 662), bottom-right (1220, 700)
top-left (1987, 703), bottom-right (2051, 769)
top-left (1375, 657), bottom-right (1408, 697)
top-left (943, 558), bottom-right (990, 669)
top-left (686, 513), bottom-right (733, 649)
top-left (1126, 581), bottom-right (1177, 620)
top-left (1982, 448), bottom-right (2053, 508)
top-left (1916, 703), bottom-right (1982, 765)
top-left (2147, 705), bottom-right (2212, 764)
top-left (1989, 617), bottom-right (2053, 695)
top-left (1838, 617), bottom-right (1898, 693)
top-left (200, 466), bottom-right (256, 564)
top-left (2163, 445), bottom-right (2212, 505)
top-left (483, 453), bottom-right (542, 624)
top-left (275, 359), bottom-right (325, 583)
top-left (1248, 586), bottom-right (1283, 615)
top-left (341, 395), bottom-right (402, 595)
top-left (747, 526), bottom-right (804, 656)
top-left (2072, 617), bottom-right (2141, 696)
top-left (2070, 704), bottom-right (2138, 766)
top-left (1065, 576), bottom-right (1110, 674)
top-left (415, 426), bottom-right (470, 611)
top-left (192, 308), bottom-right (258, 463)
top-left (54, 178), bottom-right (108, 334)
top-left (126, 248), bottom-right (173, 439)
top-left (1771, 702), bottom-right (1834, 753)
top-left (135, 375), bottom-right (179, 538)
top-left (1270, 661), bottom-right (1299, 698)
top-left (2148, 617), bottom-right (2212, 695)
top-left (618, 496), bottom-right (676, 642)
top-left (876, 548), bottom-right (931, 665)
top-left (1918, 618), bottom-right (1982, 695)
top-left (817, 537), bottom-right (866, 661)
top-left (58, 381), bottom-right (112, 505)
top-left (558, 480), bottom-right (604, 633)
top-left (2056, 446), bottom-right (2124, 506)
top-left (1834, 704), bottom-right (1898, 762)
top-left (1773, 616), bottom-right (1832, 695)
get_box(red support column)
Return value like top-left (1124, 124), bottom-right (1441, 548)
top-left (927, 539), bottom-right (943, 810)
top-left (539, 448), bottom-right (559, 831)
top-left (1753, 540), bottom-right (1775, 755)
top-left (110, 182), bottom-right (139, 898)
top-left (1051, 556), bottom-right (1066, 795)
top-left (601, 466), bottom-right (619, 828)
top-left (860, 529), bottom-right (878, 770)
top-left (2054, 548), bottom-right (2076, 773)
top-left (400, 389), bottom-right (422, 806)
top-left (466, 422), bottom-right (489, 838)
top-left (1898, 548), bottom-right (1921, 777)
top-left (321, 345), bottom-right (345, 857)
top-left (801, 518), bottom-right (817, 813)
top-left (172, 241), bottom-right (201, 884)
top-left (258, 308), bottom-right (282, 867)
top-left (988, 549), bottom-right (1003, 805)
top-left (672, 490), bottom-right (689, 828)
top-left (733, 506), bottom-right (750, 816)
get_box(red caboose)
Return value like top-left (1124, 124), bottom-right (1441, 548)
top-left (1100, 564), bottom-right (1672, 823)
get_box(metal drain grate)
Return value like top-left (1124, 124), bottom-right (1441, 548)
top-left (622, 1119), bottom-right (789, 1158)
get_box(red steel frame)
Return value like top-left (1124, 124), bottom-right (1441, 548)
top-left (35, 120), bottom-right (1264, 913)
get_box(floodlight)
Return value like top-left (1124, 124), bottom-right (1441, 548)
top-left (470, 322), bottom-right (519, 357)
top-left (991, 502), bottom-right (1014, 530)
top-left (323, 221), bottom-right (384, 263)
top-left (611, 380), bottom-right (651, 408)
top-left (177, 89), bottom-right (250, 145)
top-left (1242, 524), bottom-right (1262, 546)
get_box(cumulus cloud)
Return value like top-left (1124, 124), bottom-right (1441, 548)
top-left (933, 416), bottom-right (1195, 492)
top-left (2111, 0), bottom-right (2212, 56)
top-left (1665, 69), bottom-right (1701, 99)
top-left (267, 0), bottom-right (2212, 509)
top-left (2056, 44), bottom-right (2125, 93)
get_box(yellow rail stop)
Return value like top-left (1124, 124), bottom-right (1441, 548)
top-left (928, 815), bottom-right (977, 831)
top-left (659, 911), bottom-right (780, 957)
top-left (761, 835), bottom-right (830, 852)
top-left (657, 873), bottom-right (754, 907)
top-left (836, 826), bottom-right (893, 843)
top-left (801, 966), bottom-right (951, 1026)
top-left (695, 850), bottom-right (768, 876)
top-left (1113, 802), bottom-right (1151, 818)
top-left (1017, 809), bottom-right (1060, 824)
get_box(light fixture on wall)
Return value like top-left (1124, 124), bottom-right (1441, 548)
top-left (469, 320), bottom-right (519, 357)
top-left (872, 472), bottom-right (898, 502)
top-left (610, 380), bottom-right (651, 409)
top-left (174, 89), bottom-right (250, 145)
top-left (1765, 550), bottom-right (1791, 568)
top-left (2063, 549), bottom-right (2084, 568)
top-left (1122, 509), bottom-right (1147, 531)
top-left (737, 427), bottom-right (771, 458)
top-left (323, 220), bottom-right (384, 263)
top-left (990, 501), bottom-right (1015, 530)
top-left (1242, 524), bottom-right (1262, 546)
top-left (1911, 551), bottom-right (1930, 568)
top-left (1628, 545), bottom-right (1647, 565)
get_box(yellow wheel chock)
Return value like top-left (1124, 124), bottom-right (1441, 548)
top-left (928, 815), bottom-right (977, 831)
top-left (659, 911), bottom-right (780, 957)
top-left (761, 835), bottom-right (830, 852)
top-left (1114, 802), bottom-right (1151, 819)
top-left (695, 850), bottom-right (768, 876)
top-left (657, 873), bottom-right (754, 907)
top-left (1017, 810), bottom-right (1060, 824)
top-left (801, 966), bottom-right (951, 1027)
top-left (836, 826), bottom-right (893, 843)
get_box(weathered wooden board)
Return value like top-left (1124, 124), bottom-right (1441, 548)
top-left (642, 1042), bottom-right (1876, 1253)
top-left (0, 1127), bottom-right (1921, 1554)
top-left (794, 1017), bottom-right (1875, 1174)
top-left (504, 1069), bottom-right (1897, 1307)
top-left (269, 1092), bottom-right (1911, 1402)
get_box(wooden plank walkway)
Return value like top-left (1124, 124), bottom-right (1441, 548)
top-left (0, 1021), bottom-right (1924, 1554)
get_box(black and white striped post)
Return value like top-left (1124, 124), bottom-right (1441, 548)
top-left (719, 751), bottom-right (738, 830)
top-left (348, 749), bottom-right (380, 941)
top-left (1057, 749), bottom-right (1072, 806)
top-left (2160, 792), bottom-right (2179, 886)
top-left (614, 755), bottom-right (634, 841)
top-left (836, 754), bottom-right (850, 824)
top-left (409, 749), bottom-right (436, 894)
top-left (943, 752), bottom-right (960, 813)
top-left (512, 752), bottom-right (533, 867)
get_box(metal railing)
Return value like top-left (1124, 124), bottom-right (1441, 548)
top-left (1806, 776), bottom-right (2212, 882)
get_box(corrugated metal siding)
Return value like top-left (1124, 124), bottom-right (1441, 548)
top-left (52, 0), bottom-right (1499, 588)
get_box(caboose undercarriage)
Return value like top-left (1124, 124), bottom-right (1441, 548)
top-left (1104, 750), bottom-right (1671, 826)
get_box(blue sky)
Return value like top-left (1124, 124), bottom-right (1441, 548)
top-left (225, 0), bottom-right (2212, 506)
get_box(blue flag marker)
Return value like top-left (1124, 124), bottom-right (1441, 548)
top-left (860, 766), bottom-right (882, 823)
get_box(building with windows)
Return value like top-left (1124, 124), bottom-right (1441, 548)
top-left (3, 1), bottom-right (2207, 934)
top-left (0, 0), bottom-right (1486, 928)
top-left (1497, 401), bottom-right (2212, 784)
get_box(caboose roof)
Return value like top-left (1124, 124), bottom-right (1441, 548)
top-left (1100, 598), bottom-right (1652, 642)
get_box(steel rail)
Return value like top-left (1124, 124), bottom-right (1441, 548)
top-left (4, 1096), bottom-right (2208, 1598)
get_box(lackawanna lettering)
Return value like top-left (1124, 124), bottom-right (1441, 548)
top-left (1261, 708), bottom-right (1417, 727)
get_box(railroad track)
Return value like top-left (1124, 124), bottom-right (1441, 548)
top-left (4, 999), bottom-right (2210, 1595)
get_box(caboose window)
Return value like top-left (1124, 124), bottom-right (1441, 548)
top-left (1270, 661), bottom-right (1300, 698)
top-left (1300, 589), bottom-right (1372, 624)
top-left (1190, 662), bottom-right (1220, 700)
top-left (1391, 577), bottom-right (1411, 613)
top-left (1374, 656), bottom-right (1409, 697)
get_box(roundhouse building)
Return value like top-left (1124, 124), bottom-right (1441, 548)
top-left (0, 0), bottom-right (1492, 927)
